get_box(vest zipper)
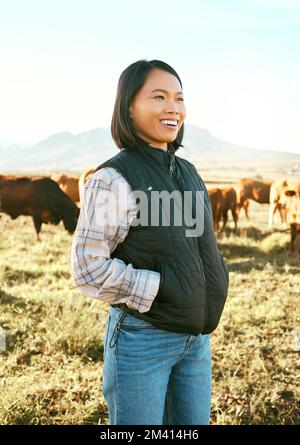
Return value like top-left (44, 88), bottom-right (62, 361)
top-left (168, 156), bottom-right (183, 192)
top-left (167, 150), bottom-right (209, 327)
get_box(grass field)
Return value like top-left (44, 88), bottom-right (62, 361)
top-left (0, 185), bottom-right (299, 425)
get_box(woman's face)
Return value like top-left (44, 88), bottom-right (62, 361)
top-left (129, 68), bottom-right (186, 150)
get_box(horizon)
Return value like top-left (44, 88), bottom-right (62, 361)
top-left (1, 0), bottom-right (300, 154)
top-left (2, 123), bottom-right (300, 158)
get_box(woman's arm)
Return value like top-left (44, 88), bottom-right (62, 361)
top-left (70, 167), bottom-right (160, 313)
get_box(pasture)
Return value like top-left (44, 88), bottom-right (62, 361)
top-left (0, 179), bottom-right (299, 425)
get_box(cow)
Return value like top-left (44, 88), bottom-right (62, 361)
top-left (268, 179), bottom-right (300, 228)
top-left (236, 178), bottom-right (272, 220)
top-left (0, 175), bottom-right (25, 221)
top-left (284, 183), bottom-right (300, 254)
top-left (0, 176), bottom-right (80, 241)
top-left (51, 173), bottom-right (80, 203)
top-left (208, 188), bottom-right (224, 233)
top-left (219, 187), bottom-right (239, 232)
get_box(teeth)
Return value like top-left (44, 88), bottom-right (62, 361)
top-left (160, 120), bottom-right (178, 126)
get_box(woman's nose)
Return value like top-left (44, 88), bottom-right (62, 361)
top-left (164, 102), bottom-right (181, 113)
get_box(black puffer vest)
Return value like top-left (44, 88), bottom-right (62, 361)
top-left (96, 143), bottom-right (229, 335)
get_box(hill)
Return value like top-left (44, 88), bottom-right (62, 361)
top-left (1, 125), bottom-right (300, 177)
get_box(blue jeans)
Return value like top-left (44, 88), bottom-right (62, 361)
top-left (102, 305), bottom-right (212, 425)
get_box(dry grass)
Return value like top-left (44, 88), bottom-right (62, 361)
top-left (0, 191), bottom-right (299, 425)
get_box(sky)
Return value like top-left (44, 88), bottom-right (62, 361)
top-left (0, 0), bottom-right (300, 153)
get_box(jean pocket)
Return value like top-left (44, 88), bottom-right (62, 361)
top-left (108, 310), bottom-right (128, 349)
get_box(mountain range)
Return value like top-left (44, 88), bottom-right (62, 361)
top-left (1, 125), bottom-right (300, 175)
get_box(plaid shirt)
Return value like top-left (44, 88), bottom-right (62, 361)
top-left (70, 167), bottom-right (161, 313)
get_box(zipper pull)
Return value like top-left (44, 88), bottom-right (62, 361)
top-left (170, 164), bottom-right (173, 174)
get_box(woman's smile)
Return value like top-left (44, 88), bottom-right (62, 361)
top-left (159, 119), bottom-right (179, 130)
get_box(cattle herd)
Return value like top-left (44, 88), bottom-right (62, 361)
top-left (0, 171), bottom-right (299, 254)
top-left (208, 178), bottom-right (300, 254)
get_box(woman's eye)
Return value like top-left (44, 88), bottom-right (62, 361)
top-left (154, 95), bottom-right (184, 102)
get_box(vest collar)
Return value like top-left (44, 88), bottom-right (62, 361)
top-left (136, 142), bottom-right (175, 168)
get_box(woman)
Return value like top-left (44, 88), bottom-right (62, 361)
top-left (71, 59), bottom-right (229, 425)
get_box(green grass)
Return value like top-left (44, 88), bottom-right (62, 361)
top-left (0, 196), bottom-right (299, 425)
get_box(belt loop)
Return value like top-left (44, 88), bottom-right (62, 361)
top-left (109, 311), bottom-right (127, 349)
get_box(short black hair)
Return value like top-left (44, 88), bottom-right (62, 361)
top-left (111, 59), bottom-right (184, 154)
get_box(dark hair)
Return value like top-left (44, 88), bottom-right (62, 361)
top-left (111, 59), bottom-right (184, 154)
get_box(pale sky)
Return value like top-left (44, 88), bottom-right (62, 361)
top-left (0, 0), bottom-right (300, 153)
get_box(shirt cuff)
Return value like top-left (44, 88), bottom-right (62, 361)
top-left (126, 269), bottom-right (161, 313)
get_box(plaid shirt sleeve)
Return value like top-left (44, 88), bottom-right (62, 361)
top-left (70, 166), bottom-right (161, 313)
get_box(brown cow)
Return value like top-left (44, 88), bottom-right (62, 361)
top-left (0, 176), bottom-right (80, 241)
top-left (208, 188), bottom-right (224, 233)
top-left (236, 178), bottom-right (272, 220)
top-left (51, 173), bottom-right (80, 203)
top-left (219, 187), bottom-right (239, 232)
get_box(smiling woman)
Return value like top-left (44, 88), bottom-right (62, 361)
top-left (70, 59), bottom-right (229, 426)
top-left (110, 60), bottom-right (186, 154)
top-left (129, 74), bottom-right (186, 147)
